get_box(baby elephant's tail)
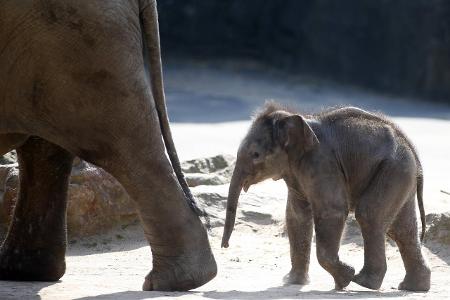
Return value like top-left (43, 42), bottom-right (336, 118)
top-left (417, 172), bottom-right (426, 243)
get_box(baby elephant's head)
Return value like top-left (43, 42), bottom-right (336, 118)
top-left (222, 105), bottom-right (319, 248)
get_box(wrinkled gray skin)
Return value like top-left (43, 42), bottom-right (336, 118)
top-left (223, 103), bottom-right (430, 291)
top-left (0, 0), bottom-right (216, 291)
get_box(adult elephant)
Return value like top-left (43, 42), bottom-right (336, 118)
top-left (0, 0), bottom-right (217, 291)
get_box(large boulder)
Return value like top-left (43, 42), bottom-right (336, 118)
top-left (0, 151), bottom-right (16, 165)
top-left (0, 156), bottom-right (137, 237)
top-left (182, 154), bottom-right (235, 174)
top-left (192, 184), bottom-right (283, 231)
top-left (182, 154), bottom-right (235, 187)
top-left (425, 212), bottom-right (450, 245)
top-left (66, 159), bottom-right (137, 236)
top-left (182, 155), bottom-right (284, 230)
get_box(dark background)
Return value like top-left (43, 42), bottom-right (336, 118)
top-left (157, 0), bottom-right (450, 102)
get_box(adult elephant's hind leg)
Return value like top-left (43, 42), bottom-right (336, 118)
top-left (0, 137), bottom-right (73, 281)
top-left (75, 96), bottom-right (217, 290)
top-left (94, 143), bottom-right (217, 291)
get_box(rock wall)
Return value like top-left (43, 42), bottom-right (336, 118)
top-left (158, 0), bottom-right (450, 101)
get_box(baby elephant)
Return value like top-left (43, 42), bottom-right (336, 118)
top-left (222, 103), bottom-right (430, 291)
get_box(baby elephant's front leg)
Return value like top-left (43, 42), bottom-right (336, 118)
top-left (314, 210), bottom-right (355, 290)
top-left (284, 191), bottom-right (313, 285)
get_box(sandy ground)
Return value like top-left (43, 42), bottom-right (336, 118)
top-left (1, 60), bottom-right (449, 299)
top-left (2, 223), bottom-right (448, 300)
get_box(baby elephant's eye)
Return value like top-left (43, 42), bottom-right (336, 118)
top-left (252, 152), bottom-right (260, 159)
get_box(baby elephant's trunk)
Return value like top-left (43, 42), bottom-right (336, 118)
top-left (221, 166), bottom-right (244, 248)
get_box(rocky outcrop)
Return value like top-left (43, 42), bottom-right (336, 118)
top-left (192, 185), bottom-right (282, 231)
top-left (0, 152), bottom-right (16, 165)
top-left (0, 157), bottom-right (136, 237)
top-left (182, 154), bottom-right (235, 187)
top-left (425, 212), bottom-right (450, 245)
top-left (65, 159), bottom-right (137, 236)
top-left (183, 154), bottom-right (284, 230)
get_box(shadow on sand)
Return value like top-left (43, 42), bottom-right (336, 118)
top-left (424, 242), bottom-right (450, 266)
top-left (73, 285), bottom-right (417, 300)
top-left (66, 224), bottom-right (148, 257)
top-left (0, 281), bottom-right (57, 300)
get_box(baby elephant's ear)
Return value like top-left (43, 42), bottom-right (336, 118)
top-left (274, 115), bottom-right (319, 153)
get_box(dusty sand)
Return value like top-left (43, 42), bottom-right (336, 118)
top-left (0, 60), bottom-right (449, 299)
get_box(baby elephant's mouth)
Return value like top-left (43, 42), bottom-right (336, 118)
top-left (243, 180), bottom-right (251, 192)
top-left (272, 174), bottom-right (283, 181)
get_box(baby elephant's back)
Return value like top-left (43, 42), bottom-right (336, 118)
top-left (323, 108), bottom-right (419, 194)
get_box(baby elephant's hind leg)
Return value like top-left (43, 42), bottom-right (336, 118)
top-left (354, 161), bottom-right (416, 290)
top-left (387, 199), bottom-right (431, 292)
top-left (0, 137), bottom-right (73, 281)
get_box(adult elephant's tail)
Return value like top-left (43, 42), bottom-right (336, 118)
top-left (139, 0), bottom-right (207, 220)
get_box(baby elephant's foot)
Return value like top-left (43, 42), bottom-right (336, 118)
top-left (334, 264), bottom-right (355, 290)
top-left (283, 269), bottom-right (310, 285)
top-left (398, 266), bottom-right (431, 292)
top-left (353, 267), bottom-right (386, 290)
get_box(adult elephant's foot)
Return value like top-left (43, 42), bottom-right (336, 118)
top-left (142, 250), bottom-right (217, 291)
top-left (0, 246), bottom-right (66, 281)
top-left (0, 138), bottom-right (71, 282)
top-left (353, 267), bottom-right (385, 290)
top-left (398, 266), bottom-right (431, 292)
top-left (283, 269), bottom-right (310, 285)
